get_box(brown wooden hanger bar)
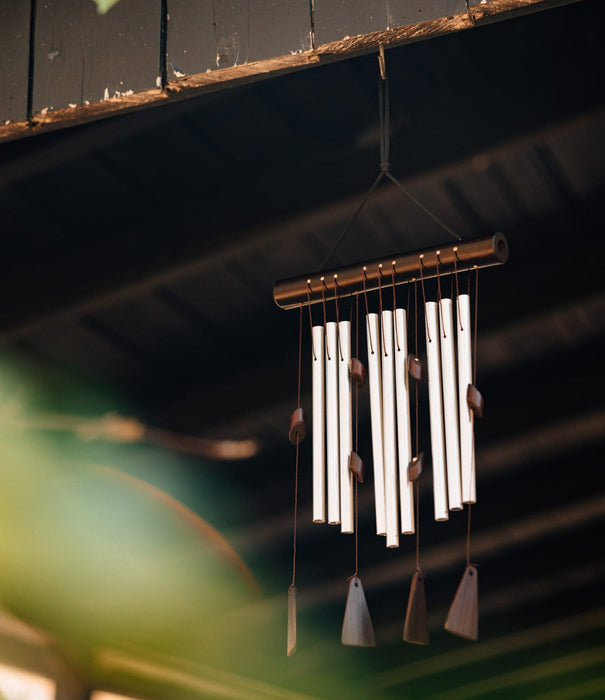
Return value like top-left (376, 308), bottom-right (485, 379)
top-left (273, 233), bottom-right (509, 310)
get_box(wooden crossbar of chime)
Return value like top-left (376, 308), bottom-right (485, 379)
top-left (274, 233), bottom-right (508, 309)
top-left (278, 233), bottom-right (509, 654)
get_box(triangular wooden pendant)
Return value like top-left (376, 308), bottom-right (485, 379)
top-left (444, 564), bottom-right (478, 640)
top-left (403, 570), bottom-right (429, 645)
top-left (287, 584), bottom-right (297, 656)
top-left (341, 576), bottom-right (376, 647)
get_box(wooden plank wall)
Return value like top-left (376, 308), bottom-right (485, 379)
top-left (0, 1), bottom-right (31, 123)
top-left (0, 0), bottom-right (559, 130)
top-left (166, 1), bottom-right (312, 77)
top-left (313, 0), bottom-right (466, 44)
top-left (32, 0), bottom-right (161, 115)
top-left (0, 0), bottom-right (312, 123)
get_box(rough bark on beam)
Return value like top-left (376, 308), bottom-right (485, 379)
top-left (0, 0), bottom-right (579, 144)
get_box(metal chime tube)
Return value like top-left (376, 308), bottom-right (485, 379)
top-left (381, 310), bottom-right (399, 548)
top-left (425, 302), bottom-right (448, 521)
top-left (325, 322), bottom-right (340, 524)
top-left (439, 298), bottom-right (463, 511)
top-left (457, 294), bottom-right (476, 504)
top-left (394, 308), bottom-right (414, 534)
top-left (338, 320), bottom-right (354, 534)
top-left (366, 313), bottom-right (386, 535)
top-left (312, 325), bottom-right (326, 523)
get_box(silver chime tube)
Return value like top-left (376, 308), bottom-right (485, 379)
top-left (312, 325), bottom-right (326, 523)
top-left (338, 320), bottom-right (354, 534)
top-left (425, 302), bottom-right (449, 521)
top-left (381, 310), bottom-right (399, 548)
top-left (394, 308), bottom-right (414, 534)
top-left (325, 322), bottom-right (340, 524)
top-left (457, 294), bottom-right (476, 504)
top-left (439, 298), bottom-right (463, 511)
top-left (366, 313), bottom-right (386, 536)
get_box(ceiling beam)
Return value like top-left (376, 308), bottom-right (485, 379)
top-left (372, 607), bottom-right (605, 688)
top-left (1, 105), bottom-right (603, 344)
top-left (426, 646), bottom-right (605, 700)
top-left (226, 406), bottom-right (605, 552)
top-left (0, 0), bottom-right (579, 144)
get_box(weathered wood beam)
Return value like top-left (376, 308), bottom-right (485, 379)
top-left (0, 104), bottom-right (601, 342)
top-left (0, 0), bottom-right (580, 143)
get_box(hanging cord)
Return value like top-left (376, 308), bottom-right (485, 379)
top-left (379, 73), bottom-right (390, 171)
top-left (333, 276), bottom-right (344, 361)
top-left (473, 267), bottom-right (479, 386)
top-left (319, 49), bottom-right (461, 272)
top-left (383, 172), bottom-right (461, 243)
top-left (392, 262), bottom-right (400, 351)
top-left (362, 267), bottom-right (374, 355)
top-left (414, 280), bottom-right (419, 457)
top-left (435, 251), bottom-right (446, 337)
top-left (419, 255), bottom-right (431, 343)
top-left (453, 248), bottom-right (463, 331)
top-left (466, 266), bottom-right (479, 566)
top-left (291, 304), bottom-right (303, 587)
top-left (306, 280), bottom-right (317, 360)
top-left (321, 277), bottom-right (330, 360)
top-left (378, 265), bottom-right (388, 357)
top-left (413, 278), bottom-right (421, 572)
top-left (320, 169), bottom-right (386, 271)
top-left (354, 292), bottom-right (360, 576)
top-left (297, 303), bottom-right (302, 409)
top-left (466, 505), bottom-right (472, 567)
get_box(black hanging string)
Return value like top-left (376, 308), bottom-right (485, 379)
top-left (473, 267), bottom-right (479, 386)
top-left (379, 75), bottom-right (390, 172)
top-left (377, 265), bottom-right (387, 357)
top-left (419, 255), bottom-right (431, 344)
top-left (413, 279), bottom-right (421, 572)
top-left (333, 276), bottom-right (344, 361)
top-left (466, 266), bottom-right (480, 566)
top-left (291, 303), bottom-right (303, 588)
top-left (453, 248), bottom-right (463, 331)
top-left (306, 280), bottom-right (317, 360)
top-left (321, 277), bottom-right (330, 360)
top-left (435, 251), bottom-right (446, 337)
top-left (413, 280), bottom-right (419, 458)
top-left (362, 267), bottom-right (374, 355)
top-left (319, 49), bottom-right (461, 272)
top-left (392, 263), bottom-right (400, 351)
top-left (354, 292), bottom-right (360, 576)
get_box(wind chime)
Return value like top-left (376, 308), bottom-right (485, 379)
top-left (278, 47), bottom-right (509, 655)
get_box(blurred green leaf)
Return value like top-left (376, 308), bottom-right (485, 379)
top-left (94, 0), bottom-right (122, 14)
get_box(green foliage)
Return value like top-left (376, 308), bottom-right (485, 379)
top-left (93, 0), bottom-right (122, 14)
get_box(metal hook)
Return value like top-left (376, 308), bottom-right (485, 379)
top-left (378, 44), bottom-right (386, 80)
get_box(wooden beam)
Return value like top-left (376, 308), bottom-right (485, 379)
top-left (0, 105), bottom-right (601, 342)
top-left (372, 608), bottom-right (605, 689)
top-left (0, 0), bottom-right (580, 143)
